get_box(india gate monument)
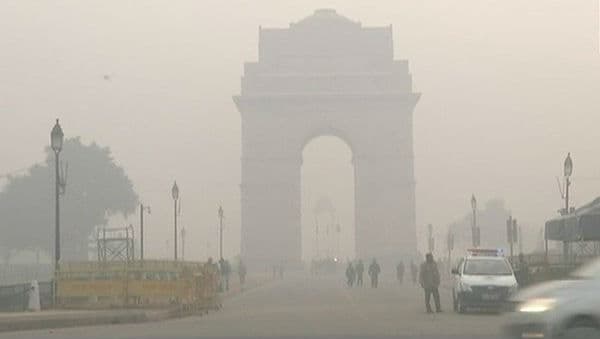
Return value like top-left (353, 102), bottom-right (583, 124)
top-left (234, 9), bottom-right (420, 267)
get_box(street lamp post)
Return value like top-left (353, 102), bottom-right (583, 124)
top-left (447, 231), bottom-right (454, 266)
top-left (172, 181), bottom-right (179, 261)
top-left (335, 223), bottom-right (341, 259)
top-left (506, 216), bottom-right (518, 261)
top-left (427, 224), bottom-right (434, 253)
top-left (139, 204), bottom-right (150, 261)
top-left (181, 228), bottom-right (186, 260)
top-left (564, 153), bottom-right (573, 214)
top-left (50, 119), bottom-right (64, 273)
top-left (563, 152), bottom-right (573, 262)
top-left (471, 194), bottom-right (479, 247)
top-left (218, 206), bottom-right (224, 260)
top-left (314, 216), bottom-right (320, 259)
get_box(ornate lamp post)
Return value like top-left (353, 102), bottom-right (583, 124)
top-left (139, 204), bottom-right (151, 260)
top-left (563, 153), bottom-right (573, 261)
top-left (172, 181), bottom-right (179, 260)
top-left (471, 194), bottom-right (480, 247)
top-left (218, 206), bottom-right (224, 260)
top-left (564, 153), bottom-right (573, 215)
top-left (50, 119), bottom-right (64, 272)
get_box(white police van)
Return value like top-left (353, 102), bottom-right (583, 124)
top-left (451, 248), bottom-right (519, 313)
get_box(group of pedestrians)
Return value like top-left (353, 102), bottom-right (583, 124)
top-left (210, 257), bottom-right (248, 293)
top-left (345, 259), bottom-right (381, 288)
top-left (343, 253), bottom-right (442, 314)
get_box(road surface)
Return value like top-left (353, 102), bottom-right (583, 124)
top-left (0, 273), bottom-right (509, 339)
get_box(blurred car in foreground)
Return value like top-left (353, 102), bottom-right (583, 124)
top-left (505, 258), bottom-right (600, 338)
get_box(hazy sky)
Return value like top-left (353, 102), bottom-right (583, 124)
top-left (1, 1), bottom-right (599, 260)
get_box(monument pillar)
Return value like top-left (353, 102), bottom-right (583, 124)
top-left (241, 156), bottom-right (302, 268)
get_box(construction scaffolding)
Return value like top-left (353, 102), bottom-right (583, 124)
top-left (97, 225), bottom-right (135, 262)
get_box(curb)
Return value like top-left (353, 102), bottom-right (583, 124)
top-left (0, 308), bottom-right (188, 333)
top-left (0, 311), bottom-right (144, 333)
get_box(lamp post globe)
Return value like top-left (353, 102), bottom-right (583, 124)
top-left (564, 152), bottom-right (573, 178)
top-left (171, 181), bottom-right (179, 201)
top-left (50, 119), bottom-right (64, 153)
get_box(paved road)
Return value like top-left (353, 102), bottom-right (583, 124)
top-left (0, 273), bottom-right (509, 339)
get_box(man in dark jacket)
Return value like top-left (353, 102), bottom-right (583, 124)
top-left (238, 260), bottom-right (247, 288)
top-left (219, 258), bottom-right (231, 291)
top-left (419, 253), bottom-right (441, 313)
top-left (345, 262), bottom-right (356, 287)
top-left (355, 259), bottom-right (365, 287)
top-left (368, 258), bottom-right (381, 288)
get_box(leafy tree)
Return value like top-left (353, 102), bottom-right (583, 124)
top-left (0, 138), bottom-right (138, 261)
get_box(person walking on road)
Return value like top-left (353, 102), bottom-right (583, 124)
top-left (219, 258), bottom-right (231, 292)
top-left (396, 261), bottom-right (405, 284)
top-left (238, 260), bottom-right (247, 289)
top-left (419, 253), bottom-right (442, 313)
top-left (345, 262), bottom-right (356, 287)
top-left (410, 260), bottom-right (418, 285)
top-left (355, 259), bottom-right (364, 287)
top-left (368, 258), bottom-right (381, 288)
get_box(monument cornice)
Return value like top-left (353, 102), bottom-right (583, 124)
top-left (234, 92), bottom-right (420, 113)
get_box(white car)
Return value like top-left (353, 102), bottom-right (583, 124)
top-left (505, 259), bottom-right (600, 338)
top-left (451, 249), bottom-right (519, 313)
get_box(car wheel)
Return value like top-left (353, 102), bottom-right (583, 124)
top-left (564, 317), bottom-right (599, 339)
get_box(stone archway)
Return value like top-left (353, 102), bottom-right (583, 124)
top-left (234, 9), bottom-right (420, 267)
top-left (301, 135), bottom-right (354, 261)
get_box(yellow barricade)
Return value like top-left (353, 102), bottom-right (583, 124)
top-left (56, 260), bottom-right (220, 309)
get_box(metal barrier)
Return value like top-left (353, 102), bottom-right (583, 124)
top-left (515, 253), bottom-right (597, 267)
top-left (56, 260), bottom-right (220, 310)
top-left (0, 281), bottom-right (53, 312)
top-left (507, 253), bottom-right (599, 286)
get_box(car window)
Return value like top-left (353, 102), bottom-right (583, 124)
top-left (463, 259), bottom-right (512, 275)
